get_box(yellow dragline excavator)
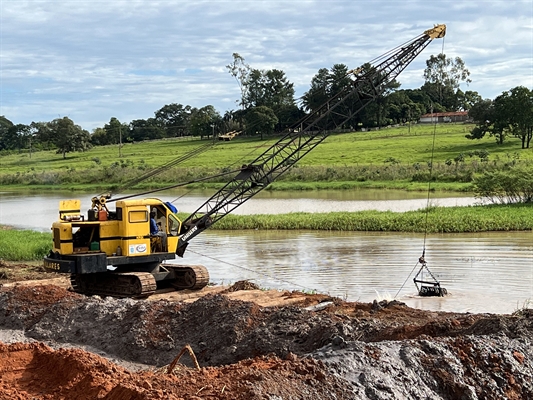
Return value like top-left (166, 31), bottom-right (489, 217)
top-left (43, 25), bottom-right (446, 298)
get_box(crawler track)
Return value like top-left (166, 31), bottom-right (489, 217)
top-left (70, 265), bottom-right (209, 298)
top-left (70, 272), bottom-right (157, 298)
top-left (166, 264), bottom-right (210, 290)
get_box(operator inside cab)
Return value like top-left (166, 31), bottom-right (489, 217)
top-left (150, 208), bottom-right (167, 252)
top-left (150, 209), bottom-right (159, 235)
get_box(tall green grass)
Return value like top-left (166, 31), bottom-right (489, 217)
top-left (0, 229), bottom-right (52, 261)
top-left (2, 158), bottom-right (531, 192)
top-left (209, 204), bottom-right (533, 233)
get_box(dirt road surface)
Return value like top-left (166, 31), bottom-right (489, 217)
top-left (1, 263), bottom-right (533, 399)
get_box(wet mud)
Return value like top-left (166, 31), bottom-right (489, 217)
top-left (1, 283), bottom-right (533, 399)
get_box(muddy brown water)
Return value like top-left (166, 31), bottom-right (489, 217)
top-left (1, 190), bottom-right (531, 314)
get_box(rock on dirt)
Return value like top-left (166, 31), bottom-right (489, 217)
top-left (1, 283), bottom-right (533, 399)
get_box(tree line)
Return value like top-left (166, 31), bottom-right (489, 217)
top-left (467, 86), bottom-right (533, 148)
top-left (1, 53), bottom-right (531, 158)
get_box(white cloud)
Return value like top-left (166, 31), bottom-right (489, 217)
top-left (1, 0), bottom-right (532, 129)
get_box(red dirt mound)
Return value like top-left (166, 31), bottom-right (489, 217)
top-left (0, 342), bottom-right (352, 399)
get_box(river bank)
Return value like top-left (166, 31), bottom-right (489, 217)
top-left (0, 178), bottom-right (473, 193)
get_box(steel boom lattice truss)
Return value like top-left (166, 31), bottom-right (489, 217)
top-left (177, 25), bottom-right (446, 256)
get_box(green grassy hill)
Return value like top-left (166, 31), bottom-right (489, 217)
top-left (1, 123), bottom-right (531, 191)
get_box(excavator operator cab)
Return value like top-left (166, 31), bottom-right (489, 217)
top-left (147, 201), bottom-right (182, 253)
top-left (148, 205), bottom-right (180, 236)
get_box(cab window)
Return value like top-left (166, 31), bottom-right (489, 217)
top-left (169, 214), bottom-right (180, 236)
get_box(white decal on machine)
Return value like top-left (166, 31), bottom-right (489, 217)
top-left (181, 225), bottom-right (198, 242)
top-left (128, 244), bottom-right (147, 254)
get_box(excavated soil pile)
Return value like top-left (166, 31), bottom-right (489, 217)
top-left (1, 284), bottom-right (533, 399)
top-left (0, 342), bottom-right (350, 399)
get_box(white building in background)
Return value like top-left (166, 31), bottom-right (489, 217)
top-left (419, 111), bottom-right (470, 124)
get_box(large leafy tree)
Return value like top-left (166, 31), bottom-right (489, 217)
top-left (502, 86), bottom-right (533, 149)
top-left (468, 87), bottom-right (533, 148)
top-left (49, 117), bottom-right (91, 158)
top-left (356, 62), bottom-right (401, 128)
top-left (189, 105), bottom-right (221, 139)
top-left (259, 69), bottom-right (298, 131)
top-left (227, 54), bottom-right (297, 133)
top-left (467, 99), bottom-right (493, 127)
top-left (301, 68), bottom-right (330, 113)
top-left (456, 90), bottom-right (482, 111)
top-left (423, 53), bottom-right (471, 89)
top-left (467, 96), bottom-right (509, 145)
top-left (154, 103), bottom-right (191, 137)
top-left (466, 99), bottom-right (499, 142)
top-left (129, 118), bottom-right (165, 142)
top-left (244, 106), bottom-right (278, 139)
top-left (244, 69), bottom-right (266, 109)
top-left (382, 88), bottom-right (433, 125)
top-left (275, 104), bottom-right (305, 132)
top-left (397, 88), bottom-right (434, 117)
top-left (303, 64), bottom-right (353, 112)
top-left (422, 53), bottom-right (471, 110)
top-left (104, 117), bottom-right (128, 145)
top-left (6, 124), bottom-right (31, 151)
top-left (30, 121), bottom-right (54, 150)
top-left (90, 127), bottom-right (108, 146)
top-left (302, 64), bottom-right (355, 128)
top-left (386, 91), bottom-right (425, 124)
top-left (420, 82), bottom-right (457, 111)
top-left (262, 69), bottom-right (295, 112)
top-left (243, 68), bottom-right (295, 112)
top-left (0, 116), bottom-right (14, 150)
top-left (325, 64), bottom-right (356, 128)
top-left (303, 62), bottom-right (401, 129)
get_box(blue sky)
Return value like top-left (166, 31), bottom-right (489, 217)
top-left (1, 0), bottom-right (532, 130)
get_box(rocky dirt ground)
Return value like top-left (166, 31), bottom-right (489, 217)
top-left (1, 263), bottom-right (533, 399)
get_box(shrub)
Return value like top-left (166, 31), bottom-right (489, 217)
top-left (474, 167), bottom-right (533, 204)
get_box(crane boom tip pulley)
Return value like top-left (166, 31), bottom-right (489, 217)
top-left (424, 24), bottom-right (446, 39)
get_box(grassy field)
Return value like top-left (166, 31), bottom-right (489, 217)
top-left (1, 123), bottom-right (532, 191)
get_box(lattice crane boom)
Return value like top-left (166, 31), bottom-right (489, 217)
top-left (177, 24), bottom-right (446, 256)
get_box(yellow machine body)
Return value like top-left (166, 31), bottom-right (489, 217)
top-left (50, 198), bottom-right (181, 258)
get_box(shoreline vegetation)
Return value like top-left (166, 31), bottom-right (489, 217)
top-left (1, 203), bottom-right (532, 261)
top-left (0, 179), bottom-right (474, 193)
